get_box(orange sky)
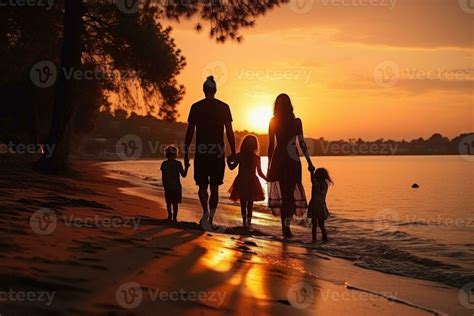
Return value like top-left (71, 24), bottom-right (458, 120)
top-left (166, 0), bottom-right (472, 140)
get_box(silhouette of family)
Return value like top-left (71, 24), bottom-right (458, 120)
top-left (161, 76), bottom-right (333, 242)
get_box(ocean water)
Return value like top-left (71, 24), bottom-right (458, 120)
top-left (103, 156), bottom-right (474, 288)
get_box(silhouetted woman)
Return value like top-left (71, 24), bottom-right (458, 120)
top-left (267, 94), bottom-right (315, 238)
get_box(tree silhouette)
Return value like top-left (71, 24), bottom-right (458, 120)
top-left (2, 0), bottom-right (289, 173)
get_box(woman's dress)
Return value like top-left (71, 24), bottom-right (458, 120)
top-left (267, 118), bottom-right (307, 218)
top-left (308, 181), bottom-right (330, 220)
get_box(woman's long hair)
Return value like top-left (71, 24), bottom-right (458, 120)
top-left (273, 93), bottom-right (295, 122)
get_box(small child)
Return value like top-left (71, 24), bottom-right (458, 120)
top-left (160, 145), bottom-right (189, 222)
top-left (227, 135), bottom-right (267, 228)
top-left (308, 168), bottom-right (333, 243)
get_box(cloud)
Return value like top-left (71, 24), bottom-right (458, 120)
top-left (239, 0), bottom-right (473, 49)
top-left (328, 72), bottom-right (474, 95)
top-left (395, 78), bottom-right (474, 94)
top-left (327, 68), bottom-right (474, 97)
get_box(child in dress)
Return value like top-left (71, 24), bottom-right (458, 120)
top-left (161, 145), bottom-right (189, 222)
top-left (228, 135), bottom-right (267, 228)
top-left (308, 168), bottom-right (333, 242)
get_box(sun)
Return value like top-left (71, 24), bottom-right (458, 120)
top-left (247, 106), bottom-right (273, 134)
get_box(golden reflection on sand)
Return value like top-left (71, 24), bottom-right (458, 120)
top-left (244, 262), bottom-right (268, 300)
top-left (199, 240), bottom-right (235, 273)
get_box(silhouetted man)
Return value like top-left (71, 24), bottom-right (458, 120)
top-left (184, 76), bottom-right (236, 229)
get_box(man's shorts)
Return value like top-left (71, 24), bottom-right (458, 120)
top-left (194, 154), bottom-right (226, 186)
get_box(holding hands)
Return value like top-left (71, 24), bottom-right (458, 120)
top-left (184, 154), bottom-right (191, 169)
top-left (227, 154), bottom-right (238, 170)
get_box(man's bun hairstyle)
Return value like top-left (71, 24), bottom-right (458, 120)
top-left (203, 75), bottom-right (217, 93)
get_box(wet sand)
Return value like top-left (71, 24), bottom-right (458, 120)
top-left (0, 156), bottom-right (468, 315)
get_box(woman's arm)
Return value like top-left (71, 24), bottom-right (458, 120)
top-left (267, 118), bottom-right (275, 163)
top-left (296, 118), bottom-right (315, 172)
top-left (256, 156), bottom-right (267, 181)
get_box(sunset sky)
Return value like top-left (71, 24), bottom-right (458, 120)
top-left (166, 0), bottom-right (473, 140)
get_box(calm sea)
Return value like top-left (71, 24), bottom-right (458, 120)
top-left (103, 156), bottom-right (474, 288)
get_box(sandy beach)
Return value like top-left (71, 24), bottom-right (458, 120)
top-left (0, 156), bottom-right (469, 315)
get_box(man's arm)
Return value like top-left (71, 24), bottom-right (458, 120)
top-left (225, 121), bottom-right (236, 156)
top-left (184, 123), bottom-right (195, 167)
top-left (226, 155), bottom-right (239, 170)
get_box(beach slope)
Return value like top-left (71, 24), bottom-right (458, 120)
top-left (0, 156), bottom-right (467, 315)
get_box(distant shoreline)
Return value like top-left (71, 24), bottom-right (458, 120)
top-left (72, 153), bottom-right (471, 162)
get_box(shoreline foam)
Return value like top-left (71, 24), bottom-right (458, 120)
top-left (103, 163), bottom-right (474, 289)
